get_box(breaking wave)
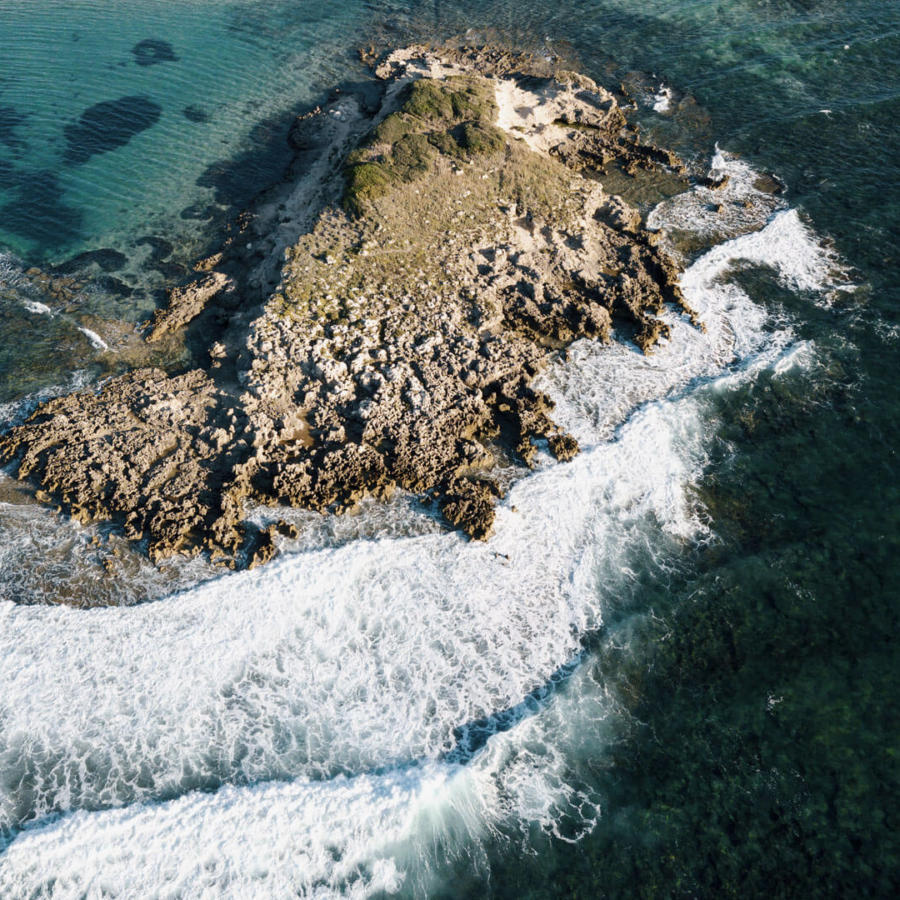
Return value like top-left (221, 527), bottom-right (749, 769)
top-left (0, 154), bottom-right (841, 897)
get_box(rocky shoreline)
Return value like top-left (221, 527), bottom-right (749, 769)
top-left (0, 45), bottom-right (700, 568)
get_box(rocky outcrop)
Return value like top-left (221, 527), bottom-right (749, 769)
top-left (2, 369), bottom-right (243, 560)
top-left (0, 45), bottom-right (699, 567)
top-left (145, 271), bottom-right (235, 342)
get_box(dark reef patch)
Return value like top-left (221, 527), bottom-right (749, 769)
top-left (131, 39), bottom-right (178, 67)
top-left (0, 104), bottom-right (27, 152)
top-left (0, 158), bottom-right (17, 189)
top-left (134, 235), bottom-right (174, 262)
top-left (0, 169), bottom-right (82, 248)
top-left (182, 105), bottom-right (210, 124)
top-left (63, 96), bottom-right (162, 166)
top-left (53, 248), bottom-right (128, 275)
top-left (91, 274), bottom-right (133, 298)
top-left (153, 259), bottom-right (190, 280)
top-left (135, 235), bottom-right (188, 279)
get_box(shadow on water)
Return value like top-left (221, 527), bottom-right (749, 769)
top-left (194, 107), bottom-right (307, 207)
top-left (63, 96), bottom-right (163, 166)
top-left (172, 76), bottom-right (384, 368)
top-left (192, 76), bottom-right (382, 215)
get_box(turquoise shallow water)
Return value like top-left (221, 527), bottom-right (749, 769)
top-left (0, 1), bottom-right (898, 896)
top-left (0, 0), bottom-right (368, 258)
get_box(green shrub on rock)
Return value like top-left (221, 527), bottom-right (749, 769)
top-left (343, 75), bottom-right (503, 216)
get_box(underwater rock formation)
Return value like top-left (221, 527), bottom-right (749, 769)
top-left (131, 39), bottom-right (179, 67)
top-left (63, 96), bottom-right (162, 165)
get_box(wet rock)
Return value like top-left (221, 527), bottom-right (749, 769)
top-left (0, 368), bottom-right (256, 562)
top-left (440, 477), bottom-right (501, 540)
top-left (548, 432), bottom-right (579, 462)
top-left (275, 520), bottom-right (299, 539)
top-left (195, 252), bottom-right (225, 272)
top-left (753, 172), bottom-right (786, 195)
top-left (246, 526), bottom-right (277, 569)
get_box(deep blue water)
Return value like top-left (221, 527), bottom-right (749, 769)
top-left (0, 1), bottom-right (897, 896)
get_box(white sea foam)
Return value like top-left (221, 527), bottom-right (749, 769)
top-left (0, 156), bottom-right (842, 897)
top-left (0, 253), bottom-right (25, 290)
top-left (0, 387), bottom-right (682, 897)
top-left (0, 348), bottom-right (803, 898)
top-left (2, 253), bottom-right (114, 355)
top-left (652, 85), bottom-right (673, 113)
top-left (0, 661), bottom-right (612, 898)
top-left (683, 207), bottom-right (842, 295)
top-left (647, 146), bottom-right (785, 247)
top-left (538, 207), bottom-right (831, 444)
top-left (0, 478), bottom-right (224, 608)
top-left (21, 300), bottom-right (51, 316)
top-left (76, 326), bottom-right (109, 351)
top-left (0, 386), bottom-right (708, 835)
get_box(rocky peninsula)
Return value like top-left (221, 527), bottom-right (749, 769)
top-left (0, 45), bottom-right (699, 568)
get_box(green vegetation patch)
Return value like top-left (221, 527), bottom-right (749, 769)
top-left (402, 75), bottom-right (496, 127)
top-left (389, 132), bottom-right (438, 179)
top-left (343, 75), bottom-right (505, 216)
top-left (343, 162), bottom-right (394, 217)
top-left (430, 121), bottom-right (507, 160)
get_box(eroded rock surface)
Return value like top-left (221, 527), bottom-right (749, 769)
top-left (146, 271), bottom-right (235, 342)
top-left (1, 45), bottom-right (699, 565)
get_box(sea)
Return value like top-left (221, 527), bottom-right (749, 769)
top-left (0, 1), bottom-right (897, 896)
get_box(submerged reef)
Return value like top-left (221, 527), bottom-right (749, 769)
top-left (0, 103), bottom-right (27, 151)
top-left (63, 96), bottom-right (163, 166)
top-left (0, 45), bottom-right (699, 568)
top-left (131, 39), bottom-right (179, 67)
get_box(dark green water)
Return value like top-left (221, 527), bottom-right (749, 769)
top-left (462, 354), bottom-right (900, 896)
top-left (0, 1), bottom-right (897, 896)
top-left (441, 4), bottom-right (900, 895)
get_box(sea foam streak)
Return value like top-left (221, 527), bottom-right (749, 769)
top-left (75, 326), bottom-right (109, 351)
top-left (0, 165), bottom-right (838, 896)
